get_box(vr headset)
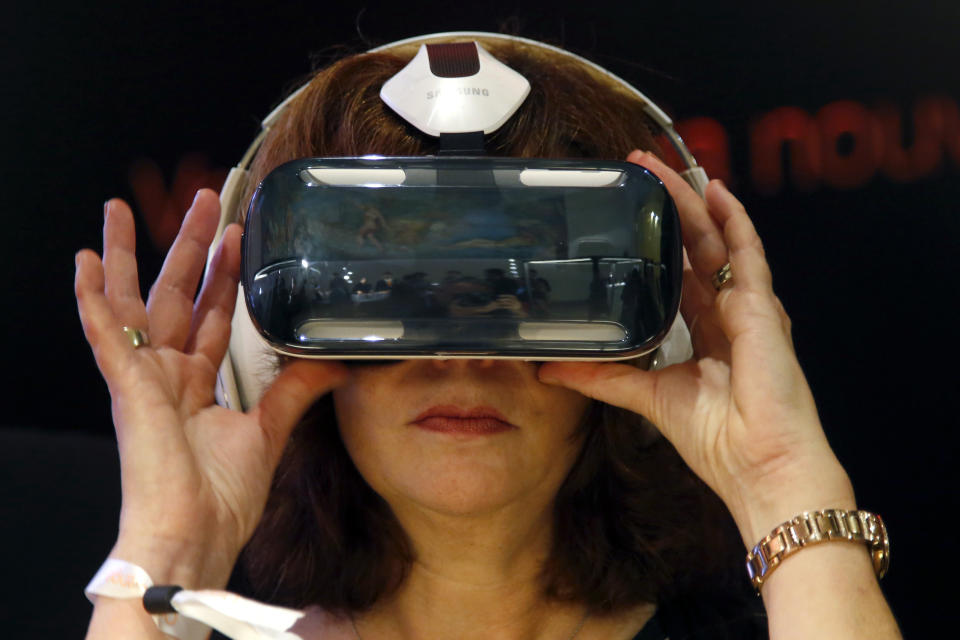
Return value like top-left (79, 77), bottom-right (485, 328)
top-left (211, 32), bottom-right (707, 411)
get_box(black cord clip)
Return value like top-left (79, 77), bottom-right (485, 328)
top-left (143, 585), bottom-right (183, 614)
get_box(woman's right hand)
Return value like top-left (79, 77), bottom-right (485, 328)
top-left (75, 190), bottom-right (348, 588)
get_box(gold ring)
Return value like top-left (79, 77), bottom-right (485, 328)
top-left (711, 262), bottom-right (733, 291)
top-left (122, 326), bottom-right (150, 349)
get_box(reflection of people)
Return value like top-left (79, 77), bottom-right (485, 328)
top-left (484, 267), bottom-right (519, 297)
top-left (374, 272), bottom-right (393, 291)
top-left (328, 271), bottom-right (350, 306)
top-left (78, 36), bottom-right (899, 640)
top-left (386, 271), bottom-right (442, 317)
top-left (449, 293), bottom-right (527, 317)
top-left (351, 276), bottom-right (372, 294)
top-left (527, 268), bottom-right (552, 316)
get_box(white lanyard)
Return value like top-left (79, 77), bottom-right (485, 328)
top-left (85, 558), bottom-right (306, 640)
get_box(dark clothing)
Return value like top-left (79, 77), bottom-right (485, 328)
top-left (631, 589), bottom-right (768, 640)
top-left (632, 613), bottom-right (668, 640)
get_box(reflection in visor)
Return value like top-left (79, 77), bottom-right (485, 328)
top-left (243, 157), bottom-right (681, 359)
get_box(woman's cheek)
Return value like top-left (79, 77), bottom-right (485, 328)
top-left (331, 377), bottom-right (387, 461)
top-left (535, 382), bottom-right (592, 429)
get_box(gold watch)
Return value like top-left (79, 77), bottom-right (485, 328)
top-left (746, 509), bottom-right (890, 591)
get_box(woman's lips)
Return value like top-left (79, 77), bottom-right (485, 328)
top-left (411, 405), bottom-right (516, 435)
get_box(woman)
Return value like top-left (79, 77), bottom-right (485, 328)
top-left (76, 35), bottom-right (901, 639)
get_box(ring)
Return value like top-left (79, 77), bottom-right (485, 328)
top-left (122, 326), bottom-right (150, 349)
top-left (711, 262), bottom-right (733, 291)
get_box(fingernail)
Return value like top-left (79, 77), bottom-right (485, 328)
top-left (103, 200), bottom-right (112, 218)
top-left (74, 251), bottom-right (81, 268)
top-left (192, 189), bottom-right (204, 206)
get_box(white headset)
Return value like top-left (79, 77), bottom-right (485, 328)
top-left (208, 32), bottom-right (703, 412)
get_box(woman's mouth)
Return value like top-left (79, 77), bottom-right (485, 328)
top-left (411, 405), bottom-right (516, 435)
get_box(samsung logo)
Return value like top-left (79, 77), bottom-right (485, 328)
top-left (426, 87), bottom-right (490, 99)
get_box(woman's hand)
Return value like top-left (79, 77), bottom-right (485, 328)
top-left (539, 152), bottom-right (855, 545)
top-left (75, 190), bottom-right (348, 587)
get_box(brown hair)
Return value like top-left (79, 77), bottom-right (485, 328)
top-left (239, 37), bottom-right (665, 213)
top-left (242, 37), bottom-right (739, 613)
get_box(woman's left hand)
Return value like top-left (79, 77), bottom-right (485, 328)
top-left (539, 150), bottom-right (855, 545)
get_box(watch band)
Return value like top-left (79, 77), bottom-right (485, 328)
top-left (746, 509), bottom-right (890, 591)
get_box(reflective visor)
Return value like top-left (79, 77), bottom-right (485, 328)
top-left (242, 157), bottom-right (682, 359)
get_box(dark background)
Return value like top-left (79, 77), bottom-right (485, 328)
top-left (3, 1), bottom-right (955, 636)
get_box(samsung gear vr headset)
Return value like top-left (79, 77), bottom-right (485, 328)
top-left (210, 32), bottom-right (706, 411)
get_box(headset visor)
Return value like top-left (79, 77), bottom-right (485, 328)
top-left (242, 157), bottom-right (682, 359)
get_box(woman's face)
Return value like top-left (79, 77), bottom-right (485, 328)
top-left (333, 360), bottom-right (592, 518)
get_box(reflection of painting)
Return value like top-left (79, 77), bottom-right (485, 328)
top-left (389, 218), bottom-right (431, 247)
top-left (261, 186), bottom-right (570, 263)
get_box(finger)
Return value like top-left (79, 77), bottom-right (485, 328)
top-left (702, 181), bottom-right (790, 349)
top-left (75, 249), bottom-right (135, 382)
top-left (102, 199), bottom-right (148, 329)
top-left (539, 360), bottom-right (661, 425)
top-left (704, 180), bottom-right (772, 293)
top-left (675, 251), bottom-right (731, 362)
top-left (250, 361), bottom-right (351, 466)
top-left (146, 189), bottom-right (222, 350)
top-left (772, 294), bottom-right (795, 349)
top-left (538, 360), bottom-right (712, 449)
top-left (678, 250), bottom-right (713, 330)
top-left (627, 150), bottom-right (728, 282)
top-left (186, 223), bottom-right (241, 364)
